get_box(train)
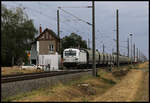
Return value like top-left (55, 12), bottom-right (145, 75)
top-left (63, 48), bottom-right (135, 68)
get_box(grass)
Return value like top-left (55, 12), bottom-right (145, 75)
top-left (100, 77), bottom-right (116, 85)
top-left (1, 66), bottom-right (44, 76)
top-left (3, 65), bottom-right (135, 102)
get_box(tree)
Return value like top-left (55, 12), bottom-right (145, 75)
top-left (60, 32), bottom-right (87, 55)
top-left (1, 4), bottom-right (38, 66)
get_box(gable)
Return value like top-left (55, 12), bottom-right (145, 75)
top-left (35, 28), bottom-right (60, 41)
top-left (37, 31), bottom-right (55, 41)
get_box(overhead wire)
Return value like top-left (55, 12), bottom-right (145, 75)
top-left (57, 5), bottom-right (116, 49)
top-left (58, 9), bottom-right (92, 40)
top-left (5, 2), bottom-right (118, 53)
top-left (37, 3), bottom-right (91, 39)
top-left (58, 7), bottom-right (92, 26)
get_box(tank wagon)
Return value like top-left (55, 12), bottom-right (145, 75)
top-left (63, 48), bottom-right (131, 68)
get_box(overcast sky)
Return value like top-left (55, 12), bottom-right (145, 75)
top-left (2, 1), bottom-right (149, 59)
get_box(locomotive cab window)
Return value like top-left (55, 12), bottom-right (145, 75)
top-left (65, 50), bottom-right (76, 56)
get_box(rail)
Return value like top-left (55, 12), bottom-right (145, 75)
top-left (1, 69), bottom-right (92, 83)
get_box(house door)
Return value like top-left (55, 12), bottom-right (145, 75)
top-left (31, 59), bottom-right (36, 65)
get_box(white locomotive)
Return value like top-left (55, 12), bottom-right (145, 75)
top-left (63, 48), bottom-right (131, 68)
top-left (63, 48), bottom-right (87, 68)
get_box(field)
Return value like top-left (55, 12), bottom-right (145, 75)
top-left (1, 66), bottom-right (44, 76)
top-left (2, 62), bottom-right (149, 102)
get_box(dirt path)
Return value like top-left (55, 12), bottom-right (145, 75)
top-left (94, 63), bottom-right (149, 102)
top-left (134, 69), bottom-right (149, 101)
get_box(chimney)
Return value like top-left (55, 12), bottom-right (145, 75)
top-left (39, 24), bottom-right (42, 34)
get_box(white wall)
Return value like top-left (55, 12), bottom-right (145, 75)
top-left (39, 54), bottom-right (61, 71)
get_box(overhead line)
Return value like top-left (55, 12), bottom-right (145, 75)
top-left (7, 3), bottom-right (116, 49)
top-left (58, 7), bottom-right (92, 26)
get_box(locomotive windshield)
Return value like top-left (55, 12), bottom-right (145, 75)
top-left (65, 50), bottom-right (76, 56)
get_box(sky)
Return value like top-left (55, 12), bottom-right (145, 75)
top-left (2, 1), bottom-right (149, 59)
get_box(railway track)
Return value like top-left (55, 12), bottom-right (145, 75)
top-left (1, 69), bottom-right (92, 84)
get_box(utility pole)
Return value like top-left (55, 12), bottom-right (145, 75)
top-left (88, 38), bottom-right (90, 49)
top-left (112, 48), bottom-right (114, 54)
top-left (116, 9), bottom-right (119, 67)
top-left (127, 37), bottom-right (129, 58)
top-left (57, 10), bottom-right (60, 54)
top-left (139, 49), bottom-right (140, 62)
top-left (133, 44), bottom-right (135, 62)
top-left (131, 36), bottom-right (132, 63)
top-left (137, 48), bottom-right (138, 62)
top-left (103, 44), bottom-right (105, 54)
top-left (92, 1), bottom-right (96, 76)
top-left (12, 56), bottom-right (14, 66)
top-left (130, 33), bottom-right (133, 64)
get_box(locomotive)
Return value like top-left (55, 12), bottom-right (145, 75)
top-left (63, 48), bottom-right (132, 68)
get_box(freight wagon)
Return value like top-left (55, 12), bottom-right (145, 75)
top-left (63, 48), bottom-right (131, 68)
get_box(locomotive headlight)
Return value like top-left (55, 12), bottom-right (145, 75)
top-left (75, 58), bottom-right (78, 60)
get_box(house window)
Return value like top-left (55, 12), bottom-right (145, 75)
top-left (49, 44), bottom-right (54, 51)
